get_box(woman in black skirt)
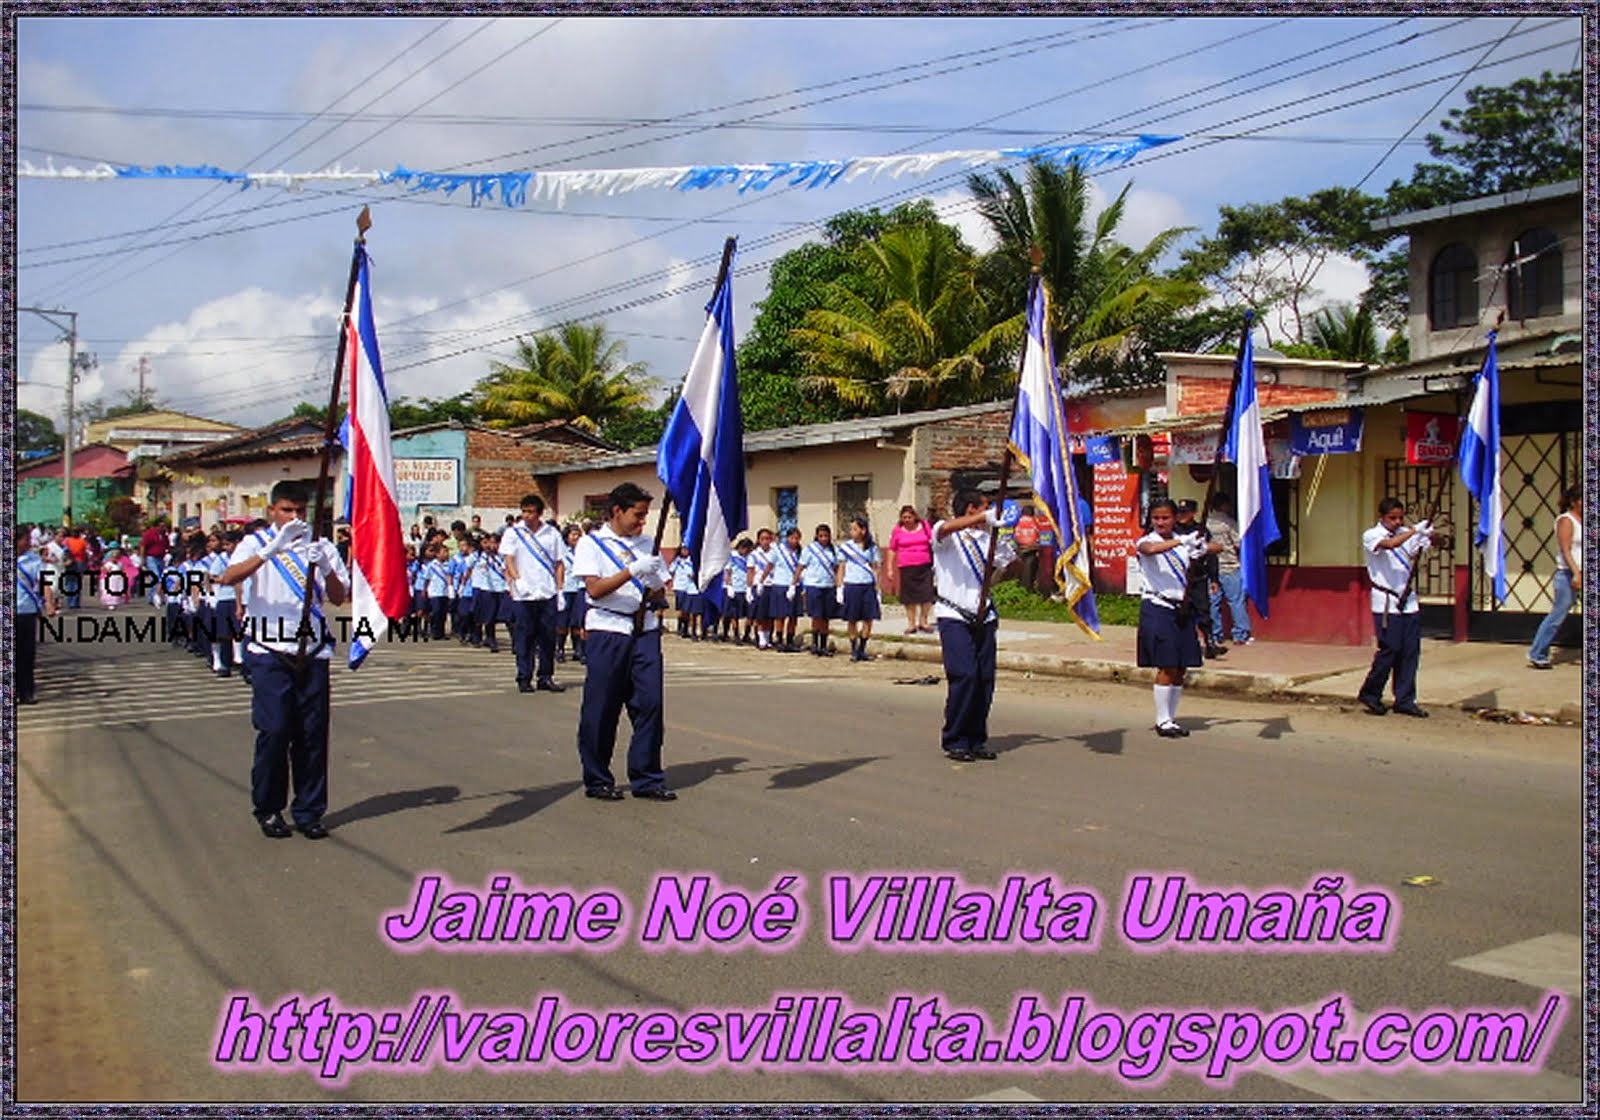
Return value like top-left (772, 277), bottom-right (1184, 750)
top-left (1136, 499), bottom-right (1208, 738)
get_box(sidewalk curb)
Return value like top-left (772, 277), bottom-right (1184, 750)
top-left (867, 634), bottom-right (1580, 720)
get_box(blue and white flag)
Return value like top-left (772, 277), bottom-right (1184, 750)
top-left (1457, 331), bottom-right (1505, 604)
top-left (656, 247), bottom-right (747, 609)
top-left (1221, 314), bottom-right (1281, 618)
top-left (1008, 277), bottom-right (1099, 637)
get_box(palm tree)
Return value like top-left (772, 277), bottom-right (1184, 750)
top-left (791, 225), bottom-right (1010, 414)
top-left (967, 160), bottom-right (1204, 378)
top-left (474, 322), bottom-right (654, 433)
top-left (1308, 302), bottom-right (1381, 364)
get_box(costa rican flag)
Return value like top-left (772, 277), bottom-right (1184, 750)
top-left (345, 245), bottom-right (409, 667)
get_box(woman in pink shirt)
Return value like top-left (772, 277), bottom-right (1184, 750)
top-left (887, 505), bottom-right (936, 634)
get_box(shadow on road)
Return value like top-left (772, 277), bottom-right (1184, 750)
top-left (1189, 715), bottom-right (1295, 740)
top-left (766, 756), bottom-right (885, 790)
top-left (989, 732), bottom-right (1067, 756)
top-left (325, 785), bottom-right (462, 829)
top-left (1077, 728), bottom-right (1125, 756)
top-left (668, 755), bottom-right (749, 791)
top-left (444, 780), bottom-right (582, 834)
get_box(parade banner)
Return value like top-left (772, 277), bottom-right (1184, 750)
top-left (1406, 412), bottom-right (1462, 465)
top-left (1084, 436), bottom-right (1121, 465)
top-left (1290, 408), bottom-right (1364, 456)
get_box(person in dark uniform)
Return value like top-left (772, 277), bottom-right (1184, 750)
top-left (218, 481), bottom-right (349, 839)
top-left (571, 483), bottom-right (675, 802)
top-left (1357, 497), bottom-right (1433, 718)
top-left (1175, 499), bottom-right (1225, 659)
top-left (15, 531), bottom-right (56, 704)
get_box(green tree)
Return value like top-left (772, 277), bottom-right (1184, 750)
top-left (1178, 187), bottom-right (1385, 347)
top-left (388, 393), bottom-right (477, 430)
top-left (17, 409), bottom-right (61, 455)
top-left (791, 224), bottom-right (1007, 413)
top-left (474, 323), bottom-right (654, 433)
top-left (737, 201), bottom-right (955, 430)
top-left (1307, 302), bottom-right (1381, 364)
top-left (599, 394), bottom-right (675, 450)
top-left (968, 160), bottom-right (1204, 387)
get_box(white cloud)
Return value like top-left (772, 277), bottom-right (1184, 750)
top-left (927, 188), bottom-right (996, 255)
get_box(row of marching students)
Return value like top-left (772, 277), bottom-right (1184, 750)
top-left (664, 517), bottom-right (884, 661)
top-left (404, 524), bottom-right (593, 663)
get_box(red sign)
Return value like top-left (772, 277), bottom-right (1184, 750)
top-left (1406, 412), bottom-right (1461, 465)
top-left (1090, 460), bottom-right (1141, 593)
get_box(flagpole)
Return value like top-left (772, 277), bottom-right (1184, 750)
top-left (635, 235), bottom-right (738, 636)
top-left (1202, 309), bottom-right (1253, 517)
top-left (972, 252), bottom-right (1041, 627)
top-left (297, 205), bottom-right (372, 668)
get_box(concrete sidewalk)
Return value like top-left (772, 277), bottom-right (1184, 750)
top-left (839, 616), bottom-right (1584, 723)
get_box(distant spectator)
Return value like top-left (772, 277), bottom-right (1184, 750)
top-left (888, 504), bottom-right (935, 635)
top-left (1528, 486), bottom-right (1582, 669)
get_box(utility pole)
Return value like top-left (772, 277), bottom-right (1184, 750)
top-left (19, 306), bottom-right (88, 527)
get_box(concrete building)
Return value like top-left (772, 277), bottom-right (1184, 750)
top-left (157, 417), bottom-right (328, 526)
top-left (16, 443), bottom-right (136, 527)
top-left (535, 402), bottom-right (1022, 543)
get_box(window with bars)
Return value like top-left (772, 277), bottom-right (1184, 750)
top-left (1505, 227), bottom-right (1563, 320)
top-left (833, 476), bottom-right (870, 532)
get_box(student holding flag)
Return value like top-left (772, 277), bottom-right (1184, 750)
top-left (572, 483), bottom-right (673, 801)
top-left (932, 491), bottom-right (1014, 762)
top-left (220, 481), bottom-right (349, 840)
top-left (501, 493), bottom-right (566, 693)
top-left (1356, 498), bottom-right (1434, 718)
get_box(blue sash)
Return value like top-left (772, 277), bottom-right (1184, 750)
top-left (838, 541), bottom-right (876, 579)
top-left (775, 547), bottom-right (799, 577)
top-left (592, 534), bottom-right (646, 594)
top-left (954, 532), bottom-right (987, 583)
top-left (805, 542), bottom-right (837, 574)
top-left (254, 530), bottom-right (328, 641)
top-left (17, 560), bottom-right (44, 613)
top-left (511, 524), bottom-right (557, 577)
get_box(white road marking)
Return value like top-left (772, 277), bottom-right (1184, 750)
top-left (1450, 934), bottom-right (1582, 996)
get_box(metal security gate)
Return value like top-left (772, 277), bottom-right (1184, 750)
top-left (1382, 460), bottom-right (1456, 602)
top-left (1469, 425), bottom-right (1581, 642)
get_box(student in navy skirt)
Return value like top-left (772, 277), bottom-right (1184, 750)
top-left (836, 516), bottom-right (882, 662)
top-left (800, 524), bottom-right (840, 657)
top-left (1135, 499), bottom-right (1207, 738)
top-left (770, 527), bottom-right (805, 652)
top-left (720, 538), bottom-right (756, 642)
top-left (749, 529), bottom-right (777, 649)
top-left (557, 525), bottom-right (589, 663)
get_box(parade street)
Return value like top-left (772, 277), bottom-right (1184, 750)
top-left (17, 606), bottom-right (1582, 1106)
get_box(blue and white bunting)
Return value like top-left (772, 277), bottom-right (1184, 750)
top-left (656, 247), bottom-right (747, 609)
top-left (1009, 276), bottom-right (1098, 637)
top-left (1220, 314), bottom-right (1281, 619)
top-left (1457, 331), bottom-right (1505, 604)
top-left (19, 135), bottom-right (1180, 208)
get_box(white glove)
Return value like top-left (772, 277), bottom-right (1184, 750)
top-left (306, 539), bottom-right (338, 575)
top-left (260, 520), bottom-right (310, 557)
top-left (630, 556), bottom-right (668, 589)
top-left (984, 507), bottom-right (1001, 527)
top-left (786, 584), bottom-right (797, 602)
top-left (557, 591), bottom-right (567, 611)
top-left (1413, 520), bottom-right (1431, 535)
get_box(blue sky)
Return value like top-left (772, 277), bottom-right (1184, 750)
top-left (16, 13), bottom-right (1582, 431)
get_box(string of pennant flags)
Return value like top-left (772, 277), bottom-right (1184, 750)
top-left (18, 134), bottom-right (1180, 208)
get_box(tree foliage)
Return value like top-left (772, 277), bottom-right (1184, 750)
top-left (17, 409), bottom-right (61, 455)
top-left (388, 393), bottom-right (477, 430)
top-left (737, 201), bottom-right (954, 429)
top-left (968, 160), bottom-right (1204, 387)
top-left (474, 323), bottom-right (654, 433)
top-left (791, 223), bottom-right (1007, 413)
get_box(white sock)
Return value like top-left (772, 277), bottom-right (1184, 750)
top-left (1170, 685), bottom-right (1183, 724)
top-left (1153, 685), bottom-right (1173, 726)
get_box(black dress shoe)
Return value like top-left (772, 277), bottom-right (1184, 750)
top-left (1359, 697), bottom-right (1388, 716)
top-left (585, 786), bottom-right (626, 801)
top-left (1393, 704), bottom-right (1429, 718)
top-left (633, 787), bottom-right (678, 801)
top-left (517, 682), bottom-right (535, 693)
top-left (536, 679), bottom-right (567, 693)
top-left (970, 746), bottom-right (998, 760)
top-left (296, 820), bottom-right (330, 840)
top-left (1205, 646), bottom-right (1226, 658)
top-left (256, 813), bottom-right (292, 839)
top-left (944, 750), bottom-right (976, 762)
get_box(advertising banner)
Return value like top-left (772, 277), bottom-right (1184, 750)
top-left (1405, 412), bottom-right (1462, 466)
top-left (394, 458), bottom-right (461, 507)
top-left (1290, 408), bottom-right (1365, 456)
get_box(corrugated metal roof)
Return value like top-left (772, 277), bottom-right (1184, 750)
top-left (1370, 179), bottom-right (1580, 233)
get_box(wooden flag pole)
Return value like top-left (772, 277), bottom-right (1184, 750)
top-left (634, 235), bottom-right (738, 636)
top-left (296, 205), bottom-right (371, 668)
top-left (1202, 309), bottom-right (1254, 519)
top-left (972, 250), bottom-right (1042, 628)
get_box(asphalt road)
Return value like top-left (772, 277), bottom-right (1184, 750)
top-left (15, 605), bottom-right (1585, 1105)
